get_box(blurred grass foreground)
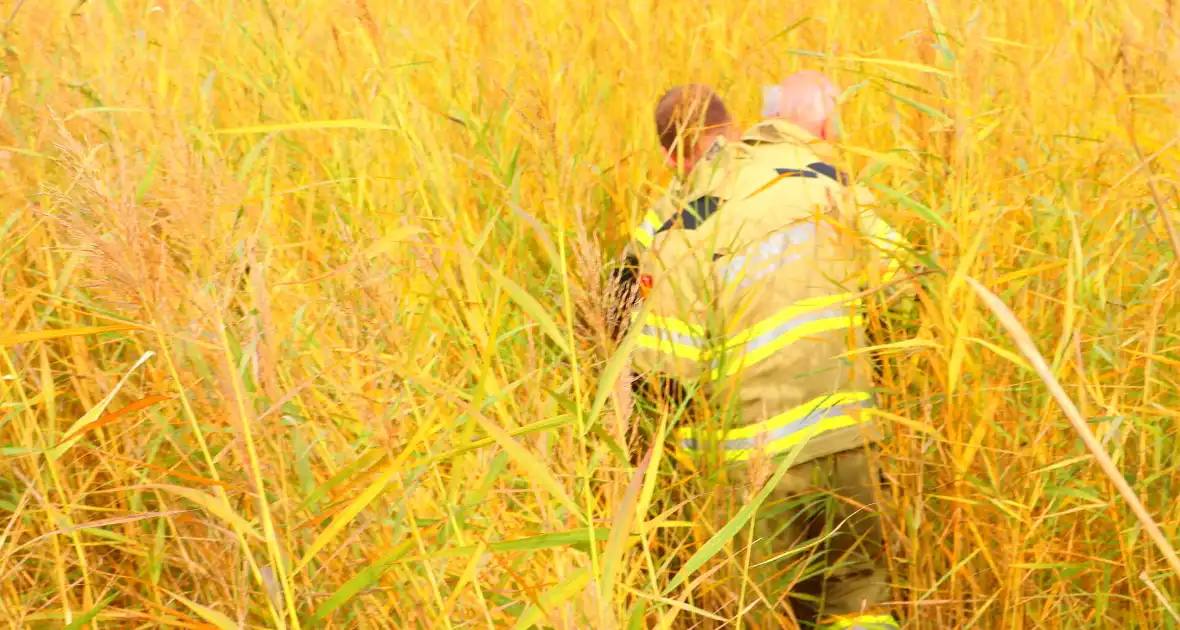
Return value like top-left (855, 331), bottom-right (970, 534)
top-left (2, 0), bottom-right (1180, 628)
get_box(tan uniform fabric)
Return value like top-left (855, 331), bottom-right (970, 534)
top-left (630, 119), bottom-right (909, 466)
top-left (628, 119), bottom-right (909, 628)
top-left (714, 449), bottom-right (896, 629)
top-left (607, 140), bottom-right (732, 341)
top-left (623, 139), bottom-right (729, 262)
top-left (627, 177), bottom-right (684, 258)
top-left (739, 121), bottom-right (911, 292)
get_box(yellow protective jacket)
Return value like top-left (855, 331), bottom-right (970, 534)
top-left (607, 144), bottom-right (722, 341)
top-left (629, 120), bottom-right (910, 466)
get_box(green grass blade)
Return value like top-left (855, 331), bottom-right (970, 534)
top-left (295, 449), bottom-right (387, 512)
top-left (866, 181), bottom-right (953, 232)
top-left (171, 592), bottom-right (240, 630)
top-left (293, 421), bottom-right (432, 574)
top-left (48, 351), bottom-right (152, 460)
top-left (427, 527), bottom-right (612, 559)
top-left (143, 485), bottom-right (263, 542)
top-left (599, 447), bottom-right (651, 608)
top-left (466, 406), bottom-right (585, 525)
top-left (417, 413), bottom-right (575, 468)
top-left (481, 261), bottom-right (572, 358)
top-left (312, 538), bottom-right (417, 621)
top-left (215, 119), bottom-right (400, 134)
top-left (626, 599), bottom-right (647, 630)
top-left (511, 566), bottom-right (593, 630)
top-left (1, 324), bottom-right (144, 348)
top-left (663, 440), bottom-right (806, 595)
top-left (62, 593), bottom-right (118, 630)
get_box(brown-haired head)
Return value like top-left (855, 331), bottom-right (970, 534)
top-left (653, 84), bottom-right (737, 173)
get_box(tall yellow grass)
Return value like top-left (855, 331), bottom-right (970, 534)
top-left (1, 0), bottom-right (1179, 627)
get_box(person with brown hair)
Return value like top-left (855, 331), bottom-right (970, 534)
top-left (621, 73), bottom-right (911, 629)
top-left (628, 84), bottom-right (742, 255)
top-left (654, 84), bottom-right (740, 174)
top-left (606, 84), bottom-right (744, 340)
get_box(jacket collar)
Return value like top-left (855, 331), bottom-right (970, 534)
top-left (669, 135), bottom-right (738, 196)
top-left (741, 119), bottom-right (835, 161)
top-left (698, 134), bottom-right (729, 163)
top-left (655, 123), bottom-right (853, 238)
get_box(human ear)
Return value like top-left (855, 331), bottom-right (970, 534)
top-left (663, 147), bottom-right (679, 170)
top-left (761, 85), bottom-right (782, 118)
top-left (820, 113), bottom-right (840, 142)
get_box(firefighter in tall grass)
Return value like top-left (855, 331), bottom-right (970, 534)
top-left (624, 73), bottom-right (911, 629)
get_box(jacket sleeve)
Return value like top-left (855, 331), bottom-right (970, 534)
top-left (630, 207), bottom-right (664, 251)
top-left (632, 182), bottom-right (682, 249)
top-left (606, 187), bottom-right (687, 342)
top-left (627, 240), bottom-right (710, 410)
top-left (850, 184), bottom-right (916, 288)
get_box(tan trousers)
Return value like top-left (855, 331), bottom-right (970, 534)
top-left (705, 448), bottom-right (896, 629)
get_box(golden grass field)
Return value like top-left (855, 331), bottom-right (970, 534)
top-left (2, 0), bottom-right (1180, 627)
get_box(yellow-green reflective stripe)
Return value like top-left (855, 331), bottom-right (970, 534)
top-left (824, 614), bottom-right (899, 629)
top-left (720, 293), bottom-right (860, 350)
top-left (632, 210), bottom-right (661, 247)
top-left (680, 402), bottom-right (863, 451)
top-left (710, 313), bottom-right (862, 379)
top-left (630, 311), bottom-right (706, 337)
top-left (682, 407), bottom-right (870, 462)
top-left (639, 325), bottom-right (701, 350)
top-left (637, 328), bottom-right (702, 361)
top-left (678, 391), bottom-right (871, 442)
